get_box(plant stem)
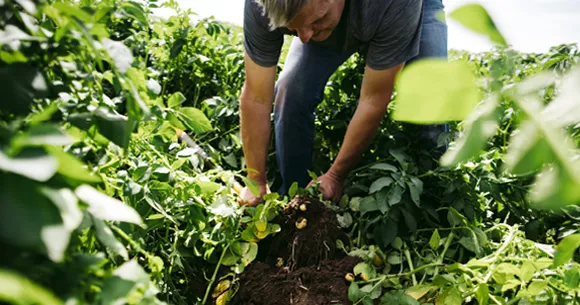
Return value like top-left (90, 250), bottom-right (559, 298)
top-left (433, 232), bottom-right (455, 279)
top-left (110, 223), bottom-right (152, 259)
top-left (202, 243), bottom-right (230, 305)
top-left (404, 247), bottom-right (417, 286)
top-left (482, 226), bottom-right (519, 283)
top-left (383, 263), bottom-right (445, 279)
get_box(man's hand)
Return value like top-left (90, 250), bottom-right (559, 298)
top-left (239, 183), bottom-right (271, 207)
top-left (308, 171), bottom-right (343, 202)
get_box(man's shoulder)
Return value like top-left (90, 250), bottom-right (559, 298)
top-left (349, 0), bottom-right (421, 40)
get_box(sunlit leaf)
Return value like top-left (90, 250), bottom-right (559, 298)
top-left (542, 67), bottom-right (580, 128)
top-left (392, 59), bottom-right (482, 123)
top-left (75, 185), bottom-right (143, 225)
top-left (436, 286), bottom-right (461, 305)
top-left (101, 260), bottom-right (153, 305)
top-left (529, 164), bottom-right (580, 211)
top-left (92, 217), bottom-right (128, 260)
top-left (13, 124), bottom-right (72, 148)
top-left (94, 108), bottom-right (133, 149)
top-left (449, 4), bottom-right (507, 46)
top-left (167, 91), bottom-right (186, 109)
top-left (553, 233), bottom-right (580, 267)
top-left (441, 95), bottom-right (501, 167)
top-left (175, 107), bottom-right (213, 134)
top-left (475, 283), bottom-right (489, 305)
top-left (102, 38), bottom-right (134, 73)
top-left (0, 269), bottom-right (63, 305)
top-left (0, 147), bottom-right (57, 182)
top-left (45, 146), bottom-right (102, 183)
top-left (503, 121), bottom-right (555, 176)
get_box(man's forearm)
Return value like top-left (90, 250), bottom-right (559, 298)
top-left (240, 96), bottom-right (272, 184)
top-left (328, 100), bottom-right (388, 180)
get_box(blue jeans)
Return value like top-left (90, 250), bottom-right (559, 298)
top-left (273, 0), bottom-right (448, 195)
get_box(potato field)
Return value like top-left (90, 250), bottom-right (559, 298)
top-left (2, 0), bottom-right (580, 305)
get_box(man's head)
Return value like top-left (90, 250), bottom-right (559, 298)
top-left (254, 0), bottom-right (345, 43)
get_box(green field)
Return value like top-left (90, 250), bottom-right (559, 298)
top-left (2, 1), bottom-right (580, 304)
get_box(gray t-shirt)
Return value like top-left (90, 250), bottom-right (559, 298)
top-left (243, 0), bottom-right (424, 70)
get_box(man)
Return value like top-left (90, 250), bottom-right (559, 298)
top-left (239, 0), bottom-right (448, 205)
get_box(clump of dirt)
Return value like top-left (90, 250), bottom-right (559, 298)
top-left (234, 195), bottom-right (359, 305)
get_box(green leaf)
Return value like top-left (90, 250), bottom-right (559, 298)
top-left (501, 279), bottom-right (521, 292)
top-left (388, 185), bottom-right (403, 206)
top-left (94, 108), bottom-right (132, 150)
top-left (370, 163), bottom-right (397, 172)
top-left (429, 229), bottom-right (441, 250)
top-left (348, 282), bottom-right (364, 302)
top-left (374, 220), bottom-right (397, 248)
top-left (45, 146), bottom-right (102, 183)
top-left (449, 4), bottom-right (507, 46)
top-left (0, 269), bottom-right (63, 305)
top-left (504, 121), bottom-right (555, 176)
top-left (401, 208), bottom-right (417, 232)
top-left (436, 286), bottom-right (461, 305)
top-left (360, 197), bottom-right (378, 214)
top-left (100, 260), bottom-right (152, 305)
top-left (0, 175), bottom-right (66, 260)
top-left (475, 283), bottom-right (489, 305)
top-left (527, 280), bottom-right (548, 295)
top-left (241, 176), bottom-right (260, 197)
top-left (12, 124), bottom-right (73, 147)
top-left (405, 285), bottom-right (433, 301)
top-left (0, 64), bottom-right (50, 115)
top-left (541, 67), bottom-right (580, 128)
top-left (241, 242), bottom-right (259, 266)
top-left (349, 197), bottom-right (361, 212)
top-left (530, 164), bottom-right (580, 211)
top-left (102, 38), bottom-right (134, 73)
top-left (175, 107), bottom-right (213, 134)
top-left (288, 182), bottom-right (299, 198)
top-left (406, 177), bottom-right (423, 207)
top-left (167, 92), bottom-right (186, 108)
top-left (354, 262), bottom-right (374, 280)
top-left (40, 187), bottom-right (82, 233)
top-left (553, 233), bottom-right (580, 267)
top-left (388, 253), bottom-right (402, 265)
top-left (520, 261), bottom-right (536, 283)
top-left (564, 268), bottom-right (580, 289)
top-left (381, 291), bottom-right (420, 305)
top-left (369, 177), bottom-right (393, 193)
top-left (92, 217), bottom-right (128, 260)
top-left (75, 185), bottom-right (143, 225)
top-left (441, 95), bottom-right (501, 167)
top-left (392, 59), bottom-right (481, 123)
top-left (0, 147), bottom-right (57, 182)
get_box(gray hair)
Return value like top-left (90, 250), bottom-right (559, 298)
top-left (253, 0), bottom-right (309, 31)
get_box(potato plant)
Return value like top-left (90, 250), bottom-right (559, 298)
top-left (1, 0), bottom-right (580, 305)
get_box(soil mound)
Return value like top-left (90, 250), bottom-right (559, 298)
top-left (234, 195), bottom-right (359, 305)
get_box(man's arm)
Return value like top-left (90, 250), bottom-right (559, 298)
top-left (314, 63), bottom-right (403, 200)
top-left (239, 52), bottom-right (277, 201)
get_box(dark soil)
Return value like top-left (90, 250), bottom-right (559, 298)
top-left (233, 195), bottom-right (359, 305)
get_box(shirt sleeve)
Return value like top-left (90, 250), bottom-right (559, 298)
top-left (243, 0), bottom-right (284, 67)
top-left (366, 0), bottom-right (424, 70)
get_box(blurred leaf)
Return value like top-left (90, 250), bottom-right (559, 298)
top-left (92, 217), bottom-right (128, 260)
top-left (102, 38), bottom-right (134, 73)
top-left (441, 95), bottom-right (501, 167)
top-left (75, 185), bottom-right (143, 225)
top-left (542, 67), bottom-right (580, 128)
top-left (45, 146), bottom-right (102, 183)
top-left (553, 233), bottom-right (580, 267)
top-left (0, 64), bottom-right (51, 115)
top-left (0, 147), bottom-right (57, 182)
top-left (564, 268), bottom-right (580, 289)
top-left (241, 242), bottom-right (258, 266)
top-left (13, 124), bottom-right (73, 147)
top-left (527, 280), bottom-right (548, 295)
top-left (529, 164), bottom-right (580, 211)
top-left (52, 2), bottom-right (92, 22)
top-left (392, 59), bottom-right (481, 123)
top-left (0, 175), bottom-right (66, 260)
top-left (504, 121), bottom-right (555, 176)
top-left (241, 176), bottom-right (260, 197)
top-left (449, 4), bottom-right (507, 46)
top-left (101, 260), bottom-right (153, 305)
top-left (0, 269), bottom-right (63, 305)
